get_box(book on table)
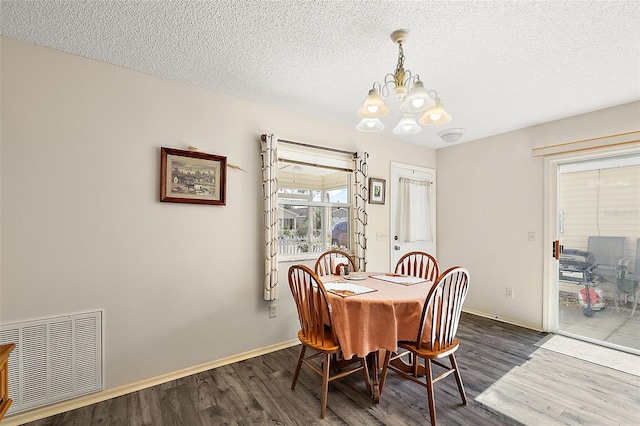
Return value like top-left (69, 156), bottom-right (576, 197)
top-left (371, 273), bottom-right (428, 286)
top-left (323, 281), bottom-right (376, 297)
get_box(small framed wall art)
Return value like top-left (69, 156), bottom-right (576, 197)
top-left (369, 177), bottom-right (386, 205)
top-left (160, 147), bottom-right (227, 205)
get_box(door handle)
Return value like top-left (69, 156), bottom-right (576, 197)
top-left (553, 240), bottom-right (563, 260)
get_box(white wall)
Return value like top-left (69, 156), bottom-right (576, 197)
top-left (0, 37), bottom-right (436, 392)
top-left (436, 101), bottom-right (640, 329)
top-left (3, 34), bottom-right (637, 408)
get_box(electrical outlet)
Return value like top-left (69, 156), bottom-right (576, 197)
top-left (528, 231), bottom-right (536, 242)
top-left (269, 304), bottom-right (277, 318)
top-left (506, 288), bottom-right (515, 299)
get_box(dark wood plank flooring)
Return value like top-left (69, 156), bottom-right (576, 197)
top-left (22, 313), bottom-right (640, 425)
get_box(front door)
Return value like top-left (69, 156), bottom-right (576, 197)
top-left (390, 162), bottom-right (436, 270)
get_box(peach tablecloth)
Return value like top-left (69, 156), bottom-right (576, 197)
top-left (321, 273), bottom-right (432, 359)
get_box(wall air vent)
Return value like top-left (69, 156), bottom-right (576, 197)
top-left (0, 311), bottom-right (102, 415)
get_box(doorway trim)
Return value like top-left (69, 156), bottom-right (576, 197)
top-left (389, 162), bottom-right (436, 270)
top-left (542, 144), bottom-right (640, 333)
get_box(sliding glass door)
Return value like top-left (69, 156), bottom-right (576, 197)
top-left (554, 153), bottom-right (640, 353)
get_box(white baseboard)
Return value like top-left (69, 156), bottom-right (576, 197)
top-left (3, 339), bottom-right (300, 426)
top-left (462, 308), bottom-right (543, 332)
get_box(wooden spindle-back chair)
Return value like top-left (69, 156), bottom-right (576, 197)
top-left (314, 249), bottom-right (357, 277)
top-left (288, 264), bottom-right (371, 418)
top-left (394, 251), bottom-right (439, 282)
top-left (380, 266), bottom-right (470, 425)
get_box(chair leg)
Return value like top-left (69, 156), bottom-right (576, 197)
top-left (362, 356), bottom-right (372, 398)
top-left (631, 283), bottom-right (640, 317)
top-left (449, 353), bottom-right (467, 405)
top-left (291, 345), bottom-right (306, 390)
top-left (331, 350), bottom-right (346, 372)
top-left (424, 358), bottom-right (437, 426)
top-left (321, 353), bottom-right (330, 419)
top-left (379, 350), bottom-right (391, 395)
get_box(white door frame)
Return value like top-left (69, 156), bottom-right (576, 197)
top-left (542, 145), bottom-right (640, 332)
top-left (389, 162), bottom-right (437, 270)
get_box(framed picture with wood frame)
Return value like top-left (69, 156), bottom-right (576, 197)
top-left (160, 147), bottom-right (226, 205)
top-left (369, 177), bottom-right (386, 205)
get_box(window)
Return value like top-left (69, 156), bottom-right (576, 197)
top-left (278, 162), bottom-right (351, 258)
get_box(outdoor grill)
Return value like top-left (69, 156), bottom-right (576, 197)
top-left (559, 249), bottom-right (596, 283)
top-left (559, 248), bottom-right (604, 316)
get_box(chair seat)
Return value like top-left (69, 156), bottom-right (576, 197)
top-left (297, 330), bottom-right (341, 353)
top-left (626, 272), bottom-right (640, 281)
top-left (398, 338), bottom-right (459, 359)
top-left (593, 265), bottom-right (618, 278)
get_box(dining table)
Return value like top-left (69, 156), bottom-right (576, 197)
top-left (319, 271), bottom-right (434, 402)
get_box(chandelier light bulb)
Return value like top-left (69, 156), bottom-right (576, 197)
top-left (357, 88), bottom-right (389, 119)
top-left (400, 80), bottom-right (432, 114)
top-left (393, 114), bottom-right (422, 135)
top-left (356, 118), bottom-right (385, 132)
top-left (419, 101), bottom-right (452, 126)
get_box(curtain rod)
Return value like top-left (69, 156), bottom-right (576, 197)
top-left (261, 134), bottom-right (356, 157)
top-left (400, 176), bottom-right (434, 185)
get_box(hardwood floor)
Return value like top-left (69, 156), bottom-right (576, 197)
top-left (23, 313), bottom-right (639, 425)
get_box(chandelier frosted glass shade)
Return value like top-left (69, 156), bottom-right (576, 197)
top-left (356, 29), bottom-right (453, 136)
top-left (400, 80), bottom-right (433, 113)
top-left (393, 114), bottom-right (422, 135)
top-left (419, 101), bottom-right (452, 126)
top-left (356, 118), bottom-right (385, 132)
top-left (357, 88), bottom-right (390, 118)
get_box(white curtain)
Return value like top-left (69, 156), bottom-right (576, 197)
top-left (398, 177), bottom-right (432, 242)
top-left (354, 152), bottom-right (369, 271)
top-left (261, 134), bottom-right (279, 300)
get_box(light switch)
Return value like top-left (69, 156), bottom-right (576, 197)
top-left (376, 231), bottom-right (389, 241)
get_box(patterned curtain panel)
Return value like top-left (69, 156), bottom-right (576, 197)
top-left (354, 152), bottom-right (369, 271)
top-left (398, 177), bottom-right (432, 242)
top-left (260, 134), bottom-right (279, 300)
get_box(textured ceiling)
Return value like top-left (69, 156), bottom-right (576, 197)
top-left (1, 0), bottom-right (639, 149)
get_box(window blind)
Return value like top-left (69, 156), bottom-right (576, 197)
top-left (278, 140), bottom-right (355, 171)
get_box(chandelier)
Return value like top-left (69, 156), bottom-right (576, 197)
top-left (356, 29), bottom-right (452, 135)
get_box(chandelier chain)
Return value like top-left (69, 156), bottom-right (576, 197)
top-left (395, 42), bottom-right (405, 76)
top-left (394, 42), bottom-right (407, 89)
